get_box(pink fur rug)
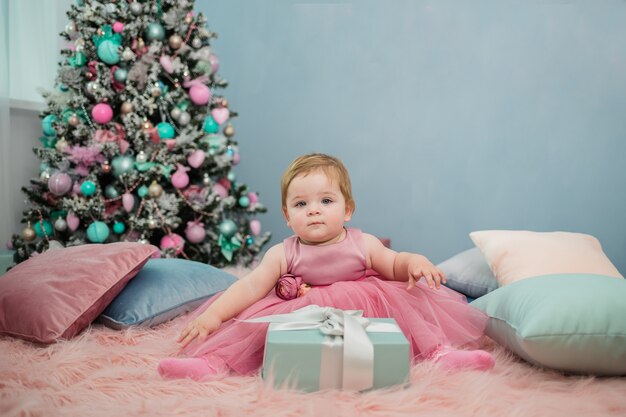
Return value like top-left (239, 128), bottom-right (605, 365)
top-left (1, 316), bottom-right (625, 417)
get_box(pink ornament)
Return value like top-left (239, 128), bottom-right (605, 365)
top-left (189, 84), bottom-right (211, 105)
top-left (247, 192), bottom-right (259, 204)
top-left (171, 163), bottom-right (190, 189)
top-left (233, 152), bottom-right (240, 165)
top-left (211, 108), bottom-right (230, 125)
top-left (112, 22), bottom-right (124, 33)
top-left (160, 233), bottom-right (185, 254)
top-left (92, 103), bottom-right (113, 124)
top-left (48, 172), bottom-right (73, 196)
top-left (218, 178), bottom-right (231, 190)
top-left (66, 212), bottom-right (80, 232)
top-left (187, 149), bottom-right (206, 168)
top-left (122, 192), bottom-right (134, 212)
top-left (6, 239), bottom-right (13, 250)
top-left (159, 55), bottom-right (174, 74)
top-left (249, 219), bottom-right (262, 236)
top-left (213, 183), bottom-right (228, 198)
top-left (185, 221), bottom-right (206, 244)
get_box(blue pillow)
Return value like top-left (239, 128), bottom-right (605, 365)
top-left (471, 274), bottom-right (626, 376)
top-left (438, 247), bottom-right (498, 298)
top-left (99, 258), bottom-right (236, 329)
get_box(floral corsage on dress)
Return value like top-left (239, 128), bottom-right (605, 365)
top-left (275, 274), bottom-right (311, 300)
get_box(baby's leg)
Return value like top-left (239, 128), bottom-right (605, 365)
top-left (158, 354), bottom-right (229, 380)
top-left (430, 346), bottom-right (495, 371)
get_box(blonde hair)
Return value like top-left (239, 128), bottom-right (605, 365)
top-left (281, 153), bottom-right (355, 211)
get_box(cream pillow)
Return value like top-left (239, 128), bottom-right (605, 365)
top-left (469, 230), bottom-right (623, 286)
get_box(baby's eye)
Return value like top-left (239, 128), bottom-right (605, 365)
top-left (321, 198), bottom-right (333, 204)
top-left (295, 201), bottom-right (306, 208)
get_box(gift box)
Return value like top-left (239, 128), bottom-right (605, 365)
top-left (258, 307), bottom-right (410, 392)
top-left (0, 249), bottom-right (15, 277)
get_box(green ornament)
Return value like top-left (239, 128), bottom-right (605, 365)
top-left (238, 195), bottom-right (250, 208)
top-left (145, 22), bottom-right (165, 41)
top-left (218, 219), bottom-right (237, 238)
top-left (138, 185), bottom-right (149, 198)
top-left (39, 136), bottom-right (58, 149)
top-left (218, 233), bottom-right (242, 261)
top-left (97, 40), bottom-right (121, 65)
top-left (87, 221), bottom-right (110, 243)
top-left (113, 221), bottom-right (126, 234)
top-left (157, 122), bottom-right (175, 139)
top-left (80, 181), bottom-right (96, 196)
top-left (34, 220), bottom-right (53, 238)
top-left (111, 155), bottom-right (135, 178)
top-left (68, 51), bottom-right (86, 67)
top-left (104, 184), bottom-right (120, 198)
top-left (114, 68), bottom-right (128, 82)
top-left (203, 116), bottom-right (219, 134)
top-left (41, 114), bottom-right (57, 136)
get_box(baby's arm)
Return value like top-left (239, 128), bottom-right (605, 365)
top-left (177, 243), bottom-right (286, 348)
top-left (362, 233), bottom-right (446, 290)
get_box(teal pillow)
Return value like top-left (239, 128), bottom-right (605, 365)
top-left (438, 248), bottom-right (498, 298)
top-left (471, 274), bottom-right (626, 375)
top-left (99, 258), bottom-right (236, 329)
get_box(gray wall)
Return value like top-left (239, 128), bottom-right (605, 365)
top-left (3, 0), bottom-right (625, 275)
top-left (197, 0), bottom-right (626, 272)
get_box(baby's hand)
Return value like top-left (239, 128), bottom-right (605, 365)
top-left (177, 313), bottom-right (222, 349)
top-left (406, 257), bottom-right (446, 291)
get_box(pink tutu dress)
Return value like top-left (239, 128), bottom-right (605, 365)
top-left (180, 228), bottom-right (489, 375)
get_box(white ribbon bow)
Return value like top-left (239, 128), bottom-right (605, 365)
top-left (244, 305), bottom-right (400, 391)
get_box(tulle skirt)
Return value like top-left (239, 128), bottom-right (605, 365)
top-left (180, 276), bottom-right (489, 375)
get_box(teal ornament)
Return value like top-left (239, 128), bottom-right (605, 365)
top-left (87, 221), bottom-right (110, 243)
top-left (157, 122), bottom-right (175, 139)
top-left (203, 116), bottom-right (219, 134)
top-left (92, 25), bottom-right (122, 65)
top-left (39, 162), bottom-right (50, 173)
top-left (113, 221), bottom-right (126, 234)
top-left (39, 136), bottom-right (58, 149)
top-left (68, 51), bottom-right (86, 67)
top-left (34, 220), bottom-right (53, 238)
top-left (114, 68), bottom-right (128, 82)
top-left (238, 195), bottom-right (250, 208)
top-left (227, 171), bottom-right (236, 182)
top-left (218, 234), bottom-right (242, 262)
top-left (145, 22), bottom-right (165, 41)
top-left (80, 180), bottom-right (96, 196)
top-left (104, 184), bottom-right (120, 199)
top-left (135, 161), bottom-right (156, 172)
top-left (246, 236), bottom-right (254, 246)
top-left (137, 185), bottom-right (149, 198)
top-left (218, 219), bottom-right (237, 238)
top-left (111, 155), bottom-right (135, 178)
top-left (59, 83), bottom-right (69, 92)
top-left (97, 40), bottom-right (121, 65)
top-left (41, 114), bottom-right (57, 136)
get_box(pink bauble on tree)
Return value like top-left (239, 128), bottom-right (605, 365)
top-left (187, 149), bottom-right (205, 168)
top-left (249, 219), bottom-right (262, 236)
top-left (189, 84), bottom-right (211, 105)
top-left (185, 221), bottom-right (206, 244)
top-left (48, 172), bottom-right (73, 196)
top-left (160, 233), bottom-right (185, 254)
top-left (213, 183), bottom-right (228, 198)
top-left (92, 103), bottom-right (113, 124)
top-left (171, 163), bottom-right (190, 189)
top-left (112, 21), bottom-right (124, 33)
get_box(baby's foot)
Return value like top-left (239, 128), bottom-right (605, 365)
top-left (431, 346), bottom-right (495, 371)
top-left (158, 356), bottom-right (228, 380)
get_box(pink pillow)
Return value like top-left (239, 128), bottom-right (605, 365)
top-left (0, 242), bottom-right (157, 343)
top-left (469, 230), bottom-right (623, 286)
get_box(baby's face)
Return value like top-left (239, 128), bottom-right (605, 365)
top-left (282, 170), bottom-right (352, 245)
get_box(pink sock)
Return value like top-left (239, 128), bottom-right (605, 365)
top-left (158, 356), bottom-right (228, 380)
top-left (432, 347), bottom-right (495, 371)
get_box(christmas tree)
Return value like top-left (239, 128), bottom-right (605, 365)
top-left (10, 0), bottom-right (271, 267)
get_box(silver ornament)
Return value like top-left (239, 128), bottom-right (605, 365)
top-left (65, 21), bottom-right (76, 35)
top-left (130, 2), bottom-right (143, 15)
top-left (202, 173), bottom-right (211, 186)
top-left (138, 238), bottom-right (149, 244)
top-left (136, 150), bottom-right (148, 163)
top-left (40, 171), bottom-right (51, 183)
top-left (191, 37), bottom-right (202, 49)
top-left (121, 48), bottom-right (135, 61)
top-left (170, 107), bottom-right (182, 120)
top-left (178, 111), bottom-right (191, 126)
top-left (148, 217), bottom-right (158, 229)
top-left (54, 218), bottom-right (68, 232)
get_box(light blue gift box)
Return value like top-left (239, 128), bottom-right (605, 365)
top-left (261, 317), bottom-right (410, 392)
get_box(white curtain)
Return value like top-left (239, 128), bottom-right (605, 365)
top-left (0, 0), bottom-right (71, 245)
